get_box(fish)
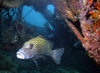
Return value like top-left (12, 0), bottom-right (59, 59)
top-left (16, 35), bottom-right (64, 70)
top-left (74, 40), bottom-right (81, 48)
top-left (46, 32), bottom-right (54, 38)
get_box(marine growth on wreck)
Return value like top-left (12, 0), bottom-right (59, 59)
top-left (0, 0), bottom-right (100, 73)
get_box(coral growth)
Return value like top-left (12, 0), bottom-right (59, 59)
top-left (2, 27), bottom-right (18, 44)
top-left (15, 19), bottom-right (25, 39)
top-left (53, 0), bottom-right (100, 65)
top-left (80, 1), bottom-right (100, 64)
top-left (2, 0), bottom-right (23, 8)
top-left (17, 24), bottom-right (23, 35)
top-left (5, 44), bottom-right (14, 50)
top-left (52, 0), bottom-right (81, 22)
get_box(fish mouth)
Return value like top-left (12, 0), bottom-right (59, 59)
top-left (16, 51), bottom-right (27, 59)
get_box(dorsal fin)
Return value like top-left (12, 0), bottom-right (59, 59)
top-left (37, 35), bottom-right (45, 39)
top-left (47, 40), bottom-right (54, 50)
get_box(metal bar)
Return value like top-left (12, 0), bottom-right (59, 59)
top-left (23, 7), bottom-right (34, 18)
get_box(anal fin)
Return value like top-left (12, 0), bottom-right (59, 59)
top-left (34, 60), bottom-right (39, 70)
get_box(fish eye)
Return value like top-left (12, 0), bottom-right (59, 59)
top-left (29, 44), bottom-right (33, 49)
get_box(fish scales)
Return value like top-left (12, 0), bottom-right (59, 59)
top-left (25, 37), bottom-right (51, 55)
top-left (16, 35), bottom-right (64, 70)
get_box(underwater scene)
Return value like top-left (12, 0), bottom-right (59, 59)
top-left (0, 0), bottom-right (100, 73)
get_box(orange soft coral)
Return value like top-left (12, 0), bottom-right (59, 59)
top-left (93, 20), bottom-right (100, 38)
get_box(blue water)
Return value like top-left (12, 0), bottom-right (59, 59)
top-left (22, 4), bottom-right (55, 28)
top-left (8, 4), bottom-right (55, 29)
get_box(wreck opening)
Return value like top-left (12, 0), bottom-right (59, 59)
top-left (0, 0), bottom-right (100, 73)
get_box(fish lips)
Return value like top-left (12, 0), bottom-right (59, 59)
top-left (16, 50), bottom-right (27, 59)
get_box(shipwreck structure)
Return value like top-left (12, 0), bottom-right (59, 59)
top-left (0, 0), bottom-right (100, 67)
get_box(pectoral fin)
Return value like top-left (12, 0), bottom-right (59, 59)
top-left (47, 40), bottom-right (54, 50)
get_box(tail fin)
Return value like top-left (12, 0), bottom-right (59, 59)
top-left (51, 48), bottom-right (64, 64)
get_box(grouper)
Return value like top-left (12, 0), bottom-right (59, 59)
top-left (16, 35), bottom-right (64, 70)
